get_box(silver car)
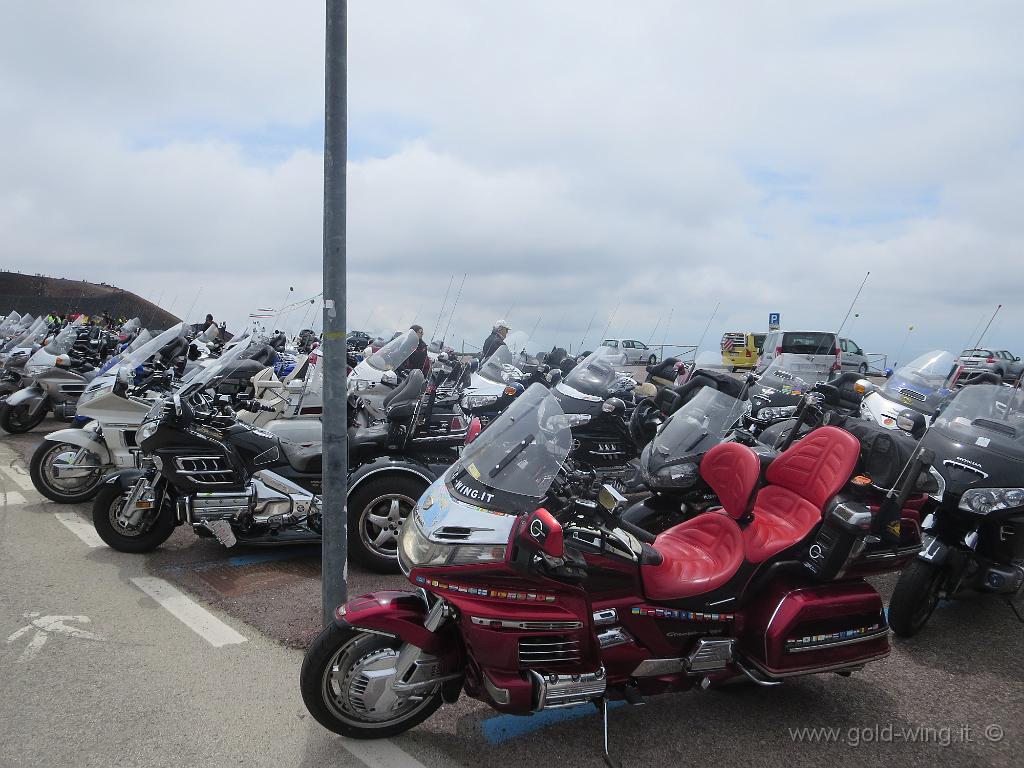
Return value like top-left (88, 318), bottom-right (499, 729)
top-left (955, 348), bottom-right (1024, 383)
top-left (600, 339), bottom-right (658, 366)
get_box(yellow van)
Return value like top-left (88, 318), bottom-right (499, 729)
top-left (721, 332), bottom-right (766, 371)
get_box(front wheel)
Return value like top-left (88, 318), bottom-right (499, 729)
top-left (647, 354), bottom-right (657, 366)
top-left (0, 399), bottom-right (48, 434)
top-left (300, 624), bottom-right (443, 738)
top-left (348, 475), bottom-right (427, 573)
top-left (91, 482), bottom-right (176, 553)
top-left (30, 440), bottom-right (106, 503)
top-left (858, 363), bottom-right (868, 374)
top-left (888, 560), bottom-right (947, 637)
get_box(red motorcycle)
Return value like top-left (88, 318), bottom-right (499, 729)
top-left (301, 384), bottom-right (930, 760)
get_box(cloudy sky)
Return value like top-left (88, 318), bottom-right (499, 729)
top-left (3, 1), bottom-right (1023, 364)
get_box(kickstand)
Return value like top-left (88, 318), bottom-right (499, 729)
top-left (1007, 596), bottom-right (1024, 623)
top-left (600, 697), bottom-right (621, 768)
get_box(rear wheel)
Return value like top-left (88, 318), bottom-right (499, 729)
top-left (888, 560), bottom-right (947, 637)
top-left (91, 482), bottom-right (176, 553)
top-left (0, 400), bottom-right (48, 434)
top-left (348, 475), bottom-right (427, 573)
top-left (30, 440), bottom-right (106, 503)
top-left (300, 624), bottom-right (443, 738)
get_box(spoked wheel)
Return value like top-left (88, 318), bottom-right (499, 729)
top-left (348, 476), bottom-right (425, 573)
top-left (888, 560), bottom-right (947, 637)
top-left (0, 400), bottom-right (48, 434)
top-left (30, 440), bottom-right (106, 503)
top-left (91, 482), bottom-right (175, 553)
top-left (648, 354), bottom-right (657, 366)
top-left (300, 624), bottom-right (443, 738)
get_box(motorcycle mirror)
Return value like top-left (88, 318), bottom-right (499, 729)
top-left (884, 368), bottom-right (894, 379)
top-left (854, 378), bottom-right (875, 395)
top-left (598, 484), bottom-right (627, 514)
top-left (173, 393), bottom-right (182, 417)
top-left (520, 507), bottom-right (564, 560)
top-left (896, 409), bottom-right (927, 438)
top-left (188, 343), bottom-right (201, 361)
top-left (602, 396), bottom-right (626, 416)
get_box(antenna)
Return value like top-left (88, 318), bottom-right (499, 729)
top-left (439, 273), bottom-right (467, 346)
top-left (599, 301), bottom-right (621, 342)
top-left (837, 270), bottom-right (870, 336)
top-left (973, 303), bottom-right (1003, 351)
top-left (691, 302), bottom-right (720, 366)
top-left (430, 274), bottom-right (454, 344)
top-left (578, 309), bottom-right (598, 353)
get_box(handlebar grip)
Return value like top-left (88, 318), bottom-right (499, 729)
top-left (616, 517), bottom-right (657, 545)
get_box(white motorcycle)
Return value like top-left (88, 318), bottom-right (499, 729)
top-left (858, 350), bottom-right (959, 431)
top-left (28, 324), bottom-right (189, 503)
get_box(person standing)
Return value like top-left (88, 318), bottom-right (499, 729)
top-left (401, 325), bottom-right (430, 374)
top-left (481, 320), bottom-right (510, 358)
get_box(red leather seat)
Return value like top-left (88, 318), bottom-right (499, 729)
top-left (640, 428), bottom-right (860, 600)
top-left (745, 426), bottom-right (860, 562)
top-left (641, 511), bottom-right (744, 601)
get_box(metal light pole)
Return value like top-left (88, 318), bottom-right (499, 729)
top-left (321, 0), bottom-right (348, 626)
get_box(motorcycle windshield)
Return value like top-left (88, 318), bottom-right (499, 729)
top-left (39, 323), bottom-right (81, 356)
top-left (650, 387), bottom-right (748, 462)
top-left (3, 317), bottom-right (47, 352)
top-left (479, 345), bottom-right (520, 384)
top-left (932, 384), bottom-right (1024, 459)
top-left (563, 347), bottom-right (629, 397)
top-left (757, 358), bottom-right (827, 395)
top-left (180, 336), bottom-right (256, 394)
top-left (882, 350), bottom-right (956, 410)
top-left (120, 318), bottom-right (141, 334)
top-left (367, 329), bottom-right (418, 372)
top-left (117, 323), bottom-right (186, 369)
top-left (445, 383), bottom-right (573, 502)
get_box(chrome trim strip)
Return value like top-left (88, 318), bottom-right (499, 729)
top-left (786, 628), bottom-right (890, 653)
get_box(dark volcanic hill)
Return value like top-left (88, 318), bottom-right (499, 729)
top-left (0, 271), bottom-right (179, 328)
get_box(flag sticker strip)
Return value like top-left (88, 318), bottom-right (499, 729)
top-left (631, 606), bottom-right (735, 622)
top-left (784, 623), bottom-right (885, 651)
top-left (415, 576), bottom-right (557, 602)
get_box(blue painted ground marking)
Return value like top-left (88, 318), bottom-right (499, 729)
top-left (480, 700), bottom-right (627, 744)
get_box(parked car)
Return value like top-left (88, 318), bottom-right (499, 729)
top-left (720, 331), bottom-right (766, 371)
top-left (346, 330), bottom-right (373, 352)
top-left (839, 337), bottom-right (870, 374)
top-left (756, 330), bottom-right (842, 376)
top-left (955, 348), bottom-right (1024, 383)
top-left (600, 338), bottom-right (657, 365)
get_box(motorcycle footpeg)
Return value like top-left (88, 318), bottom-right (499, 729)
top-left (205, 520), bottom-right (238, 547)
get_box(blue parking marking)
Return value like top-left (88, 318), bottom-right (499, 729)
top-left (226, 546), bottom-right (319, 567)
top-left (480, 700), bottom-right (627, 744)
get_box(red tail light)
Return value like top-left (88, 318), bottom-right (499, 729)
top-left (832, 345), bottom-right (841, 372)
top-left (465, 417), bottom-right (482, 445)
top-left (775, 346), bottom-right (783, 356)
top-left (450, 415), bottom-right (464, 431)
top-left (987, 355), bottom-right (995, 363)
top-left (745, 350), bottom-right (751, 357)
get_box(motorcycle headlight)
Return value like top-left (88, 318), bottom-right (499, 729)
top-left (347, 379), bottom-right (371, 394)
top-left (398, 515), bottom-right (506, 571)
top-left (959, 488), bottom-right (1024, 515)
top-left (461, 394), bottom-right (498, 410)
top-left (136, 418), bottom-right (160, 445)
top-left (654, 462), bottom-right (699, 488)
top-left (758, 405), bottom-right (798, 421)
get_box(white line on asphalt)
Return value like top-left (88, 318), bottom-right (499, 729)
top-left (4, 470), bottom-right (36, 492)
top-left (1, 490), bottom-right (29, 505)
top-left (338, 737), bottom-right (434, 768)
top-left (54, 512), bottom-right (106, 548)
top-left (130, 577), bottom-right (248, 648)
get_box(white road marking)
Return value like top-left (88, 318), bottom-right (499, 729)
top-left (1, 490), bottom-right (29, 505)
top-left (130, 577), bottom-right (247, 648)
top-left (338, 737), bottom-right (434, 768)
top-left (54, 512), bottom-right (106, 548)
top-left (4, 471), bottom-right (36, 492)
top-left (6, 613), bottom-right (104, 663)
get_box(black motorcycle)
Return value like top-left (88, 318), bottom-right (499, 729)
top-left (888, 383), bottom-right (1024, 636)
top-left (91, 343), bottom-right (324, 554)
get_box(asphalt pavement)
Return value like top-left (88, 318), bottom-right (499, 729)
top-left (1, 419), bottom-right (1022, 768)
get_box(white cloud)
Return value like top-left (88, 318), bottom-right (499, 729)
top-left (1, 1), bottom-right (1023, 361)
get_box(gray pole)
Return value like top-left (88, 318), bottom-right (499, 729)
top-left (321, 0), bottom-right (348, 627)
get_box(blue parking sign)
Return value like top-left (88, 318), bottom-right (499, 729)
top-left (768, 312), bottom-right (780, 329)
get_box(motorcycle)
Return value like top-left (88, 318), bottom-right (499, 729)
top-left (0, 319), bottom-right (96, 433)
top-left (28, 324), bottom-right (196, 503)
top-left (859, 350), bottom-right (959, 431)
top-left (301, 382), bottom-right (928, 760)
top-left (888, 382), bottom-right (1024, 636)
top-left (552, 347), bottom-right (647, 480)
top-left (90, 341), bottom-right (323, 554)
top-left (348, 329), bottom-right (421, 426)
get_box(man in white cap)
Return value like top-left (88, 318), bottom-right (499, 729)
top-left (481, 320), bottom-right (510, 358)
